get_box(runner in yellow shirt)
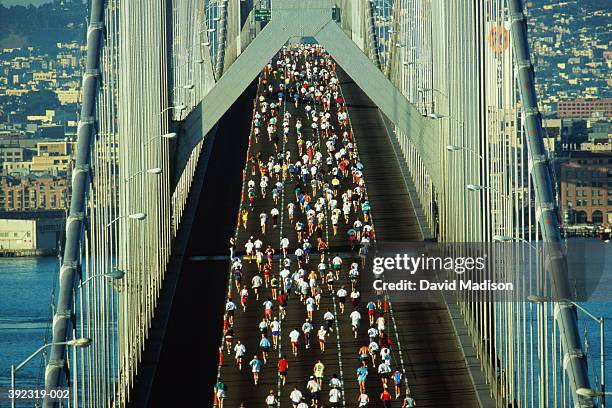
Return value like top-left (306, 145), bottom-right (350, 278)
top-left (313, 359), bottom-right (325, 386)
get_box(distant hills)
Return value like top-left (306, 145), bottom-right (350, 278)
top-left (0, 1), bottom-right (86, 51)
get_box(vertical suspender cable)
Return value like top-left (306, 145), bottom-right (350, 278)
top-left (43, 2), bottom-right (105, 407)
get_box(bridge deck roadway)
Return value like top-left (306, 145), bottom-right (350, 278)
top-left (339, 70), bottom-right (483, 406)
top-left (213, 56), bottom-right (480, 407)
top-left (142, 51), bottom-right (480, 407)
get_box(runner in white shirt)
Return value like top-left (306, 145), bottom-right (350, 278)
top-left (305, 296), bottom-right (316, 320)
top-left (289, 387), bottom-right (303, 408)
top-left (367, 326), bottom-right (378, 342)
top-left (342, 201), bottom-right (351, 223)
top-left (280, 236), bottom-right (290, 257)
top-left (265, 389), bottom-right (277, 407)
top-left (289, 328), bottom-right (300, 356)
top-left (225, 299), bottom-right (236, 325)
top-left (380, 346), bottom-right (391, 364)
top-left (287, 202), bottom-right (295, 222)
top-left (318, 326), bottom-right (327, 352)
top-left (328, 386), bottom-right (341, 408)
top-left (270, 207), bottom-right (279, 228)
top-left (260, 177), bottom-right (268, 198)
top-left (357, 392), bottom-right (370, 407)
top-left (336, 286), bottom-right (347, 313)
top-left (254, 238), bottom-right (263, 252)
top-left (329, 374), bottom-right (342, 389)
top-left (377, 314), bottom-right (386, 336)
top-left (323, 309), bottom-right (335, 333)
top-left (251, 274), bottom-right (263, 300)
top-left (270, 317), bottom-right (281, 349)
top-left (260, 212), bottom-right (268, 234)
top-left (295, 247), bottom-right (305, 267)
top-left (350, 309), bottom-right (362, 338)
top-left (368, 340), bottom-right (379, 365)
top-left (234, 340), bottom-right (246, 370)
top-left (299, 279), bottom-right (310, 302)
top-left (239, 286), bottom-right (249, 312)
top-left (330, 211), bottom-right (340, 235)
top-left (332, 255), bottom-right (342, 279)
top-left (245, 238), bottom-right (254, 262)
top-left (306, 376), bottom-right (321, 408)
top-left (378, 361), bottom-right (392, 387)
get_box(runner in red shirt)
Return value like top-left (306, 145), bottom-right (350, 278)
top-left (278, 355), bottom-right (289, 386)
top-left (380, 388), bottom-right (392, 408)
top-left (277, 291), bottom-right (288, 319)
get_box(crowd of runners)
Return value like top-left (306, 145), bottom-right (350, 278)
top-left (213, 44), bottom-right (417, 408)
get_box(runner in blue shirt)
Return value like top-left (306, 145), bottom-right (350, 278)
top-left (260, 335), bottom-right (271, 363)
top-left (356, 361), bottom-right (368, 394)
top-left (249, 355), bottom-right (262, 385)
top-left (392, 367), bottom-right (403, 398)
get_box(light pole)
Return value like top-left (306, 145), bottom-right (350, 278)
top-left (446, 144), bottom-right (484, 159)
top-left (428, 112), bottom-right (462, 125)
top-left (159, 105), bottom-right (187, 115)
top-left (493, 235), bottom-right (538, 250)
top-left (529, 295), bottom-right (606, 407)
top-left (11, 338), bottom-right (91, 408)
top-left (466, 184), bottom-right (488, 192)
top-left (173, 84), bottom-right (195, 91)
top-left (106, 212), bottom-right (147, 228)
top-left (466, 184), bottom-right (514, 199)
top-left (144, 132), bottom-right (177, 147)
top-left (78, 269), bottom-right (125, 289)
top-left (418, 87), bottom-right (447, 98)
top-left (124, 167), bottom-right (163, 183)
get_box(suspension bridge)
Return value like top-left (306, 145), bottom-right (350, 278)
top-left (10, 0), bottom-right (606, 407)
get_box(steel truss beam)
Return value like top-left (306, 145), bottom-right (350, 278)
top-left (173, 0), bottom-right (442, 189)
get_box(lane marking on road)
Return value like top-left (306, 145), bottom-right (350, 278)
top-left (309, 62), bottom-right (347, 407)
